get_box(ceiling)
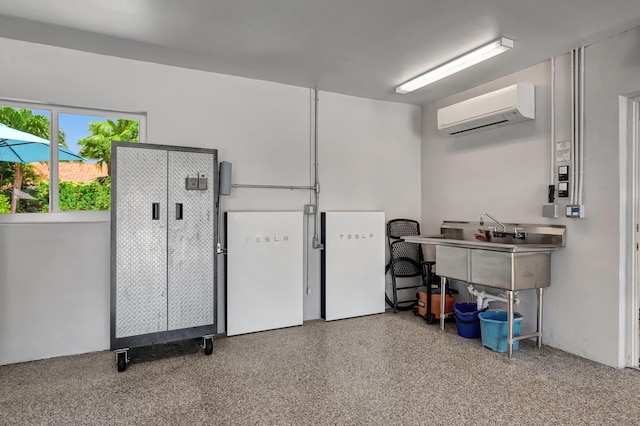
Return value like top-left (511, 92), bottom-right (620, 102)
top-left (0, 0), bottom-right (639, 106)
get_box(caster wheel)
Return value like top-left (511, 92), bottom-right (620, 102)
top-left (424, 314), bottom-right (437, 324)
top-left (117, 352), bottom-right (127, 372)
top-left (204, 338), bottom-right (213, 356)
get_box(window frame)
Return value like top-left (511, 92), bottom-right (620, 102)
top-left (0, 98), bottom-right (146, 223)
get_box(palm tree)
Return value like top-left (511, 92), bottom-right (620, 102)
top-left (77, 119), bottom-right (139, 175)
top-left (0, 107), bottom-right (66, 213)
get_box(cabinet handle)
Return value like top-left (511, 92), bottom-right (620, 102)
top-left (152, 203), bottom-right (160, 220)
top-left (176, 203), bottom-right (183, 220)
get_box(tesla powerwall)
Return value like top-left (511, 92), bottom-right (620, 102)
top-left (225, 211), bottom-right (304, 336)
top-left (321, 211), bottom-right (386, 321)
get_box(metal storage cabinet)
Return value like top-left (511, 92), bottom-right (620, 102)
top-left (111, 141), bottom-right (218, 371)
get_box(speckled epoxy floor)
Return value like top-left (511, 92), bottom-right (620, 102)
top-left (1, 312), bottom-right (639, 425)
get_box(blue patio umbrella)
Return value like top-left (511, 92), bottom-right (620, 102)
top-left (0, 123), bottom-right (85, 163)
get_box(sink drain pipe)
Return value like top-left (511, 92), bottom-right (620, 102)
top-left (467, 284), bottom-right (519, 310)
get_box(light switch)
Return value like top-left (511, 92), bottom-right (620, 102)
top-left (198, 172), bottom-right (207, 190)
top-left (558, 182), bottom-right (569, 197)
top-left (558, 165), bottom-right (569, 181)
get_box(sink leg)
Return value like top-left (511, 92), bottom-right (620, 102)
top-left (507, 290), bottom-right (514, 358)
top-left (537, 288), bottom-right (544, 349)
top-left (440, 276), bottom-right (447, 331)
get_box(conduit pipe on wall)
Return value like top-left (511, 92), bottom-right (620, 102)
top-left (576, 49), bottom-right (580, 204)
top-left (312, 88), bottom-right (323, 249)
top-left (570, 50), bottom-right (576, 205)
top-left (578, 46), bottom-right (585, 205)
top-left (550, 57), bottom-right (556, 187)
top-left (231, 183), bottom-right (315, 190)
top-left (569, 47), bottom-right (586, 208)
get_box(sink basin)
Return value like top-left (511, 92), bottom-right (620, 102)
top-left (401, 221), bottom-right (565, 291)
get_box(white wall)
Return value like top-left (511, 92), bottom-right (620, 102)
top-left (421, 26), bottom-right (640, 367)
top-left (0, 222), bottom-right (110, 362)
top-left (0, 37), bottom-right (421, 365)
top-left (318, 91), bottom-right (422, 217)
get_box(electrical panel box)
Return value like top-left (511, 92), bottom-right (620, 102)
top-left (565, 204), bottom-right (585, 218)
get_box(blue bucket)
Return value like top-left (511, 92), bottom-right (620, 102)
top-left (454, 303), bottom-right (485, 338)
top-left (478, 310), bottom-right (524, 352)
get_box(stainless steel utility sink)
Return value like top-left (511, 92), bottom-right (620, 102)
top-left (401, 220), bottom-right (566, 358)
top-left (402, 221), bottom-right (566, 291)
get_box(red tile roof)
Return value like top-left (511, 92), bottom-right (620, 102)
top-left (31, 162), bottom-right (108, 183)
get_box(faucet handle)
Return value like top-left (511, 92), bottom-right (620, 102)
top-left (513, 227), bottom-right (526, 239)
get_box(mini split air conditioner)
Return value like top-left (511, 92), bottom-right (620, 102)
top-left (437, 83), bottom-right (535, 136)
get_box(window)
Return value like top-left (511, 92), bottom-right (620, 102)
top-left (0, 100), bottom-right (145, 216)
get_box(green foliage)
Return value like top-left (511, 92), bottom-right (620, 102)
top-left (0, 193), bottom-right (10, 213)
top-left (25, 182), bottom-right (49, 213)
top-left (77, 119), bottom-right (138, 175)
top-left (0, 162), bottom-right (40, 190)
top-left (0, 106), bottom-right (67, 146)
top-left (59, 178), bottom-right (111, 211)
top-left (30, 178), bottom-right (111, 212)
top-left (0, 162), bottom-right (16, 191)
top-left (59, 179), bottom-right (111, 211)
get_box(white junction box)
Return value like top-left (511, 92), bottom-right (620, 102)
top-left (542, 204), bottom-right (560, 218)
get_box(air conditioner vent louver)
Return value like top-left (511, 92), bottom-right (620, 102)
top-left (447, 119), bottom-right (509, 135)
top-left (437, 83), bottom-right (535, 136)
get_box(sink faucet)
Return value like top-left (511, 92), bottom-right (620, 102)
top-left (479, 212), bottom-right (507, 233)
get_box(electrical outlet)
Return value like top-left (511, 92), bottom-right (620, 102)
top-left (304, 204), bottom-right (315, 215)
top-left (186, 176), bottom-right (198, 190)
top-left (565, 204), bottom-right (585, 218)
top-left (558, 182), bottom-right (569, 198)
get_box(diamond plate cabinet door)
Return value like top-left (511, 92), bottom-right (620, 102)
top-left (167, 150), bottom-right (216, 331)
top-left (114, 146), bottom-right (169, 338)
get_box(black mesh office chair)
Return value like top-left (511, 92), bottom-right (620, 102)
top-left (385, 219), bottom-right (435, 313)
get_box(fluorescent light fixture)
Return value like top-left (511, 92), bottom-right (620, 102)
top-left (395, 37), bottom-right (514, 94)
